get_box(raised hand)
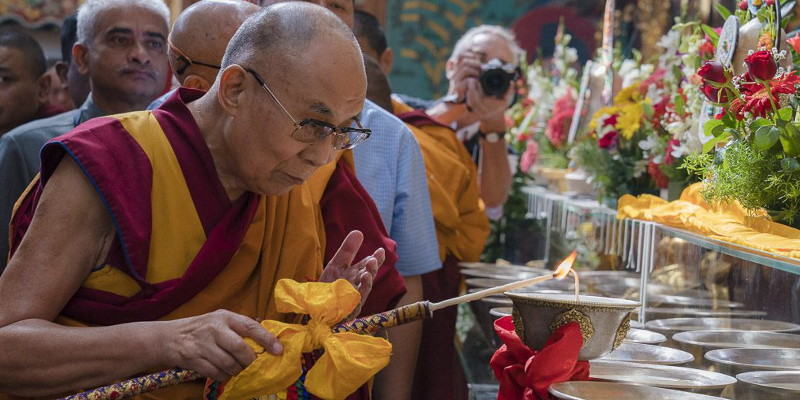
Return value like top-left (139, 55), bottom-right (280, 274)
top-left (319, 230), bottom-right (385, 318)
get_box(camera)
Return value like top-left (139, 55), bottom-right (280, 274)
top-left (479, 58), bottom-right (519, 98)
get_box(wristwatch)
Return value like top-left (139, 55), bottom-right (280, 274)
top-left (479, 130), bottom-right (502, 143)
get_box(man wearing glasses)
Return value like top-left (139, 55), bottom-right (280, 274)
top-left (0, 4), bottom-right (384, 398)
top-left (0, 0), bottom-right (171, 274)
top-left (152, 2), bottom-right (408, 338)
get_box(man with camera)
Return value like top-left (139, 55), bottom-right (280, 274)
top-left (402, 25), bottom-right (521, 213)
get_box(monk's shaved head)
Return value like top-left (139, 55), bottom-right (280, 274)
top-left (170, 0), bottom-right (259, 87)
top-left (222, 2), bottom-right (363, 75)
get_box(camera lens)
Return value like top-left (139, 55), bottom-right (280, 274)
top-left (480, 69), bottom-right (511, 97)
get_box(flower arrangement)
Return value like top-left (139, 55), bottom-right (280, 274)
top-left (572, 71), bottom-right (659, 204)
top-left (684, 40), bottom-right (800, 225)
top-left (509, 21), bottom-right (580, 174)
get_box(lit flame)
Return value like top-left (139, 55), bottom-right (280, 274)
top-left (553, 250), bottom-right (577, 280)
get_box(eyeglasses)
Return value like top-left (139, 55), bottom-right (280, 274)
top-left (244, 68), bottom-right (371, 150)
top-left (169, 40), bottom-right (221, 75)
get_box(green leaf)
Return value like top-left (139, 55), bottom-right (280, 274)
top-left (704, 119), bottom-right (724, 138)
top-left (778, 107), bottom-right (794, 122)
top-left (673, 93), bottom-right (685, 116)
top-left (642, 103), bottom-right (654, 118)
top-left (703, 133), bottom-right (730, 153)
top-left (715, 4), bottom-right (732, 20)
top-left (782, 158), bottom-right (800, 172)
top-left (721, 112), bottom-right (736, 128)
top-left (702, 24), bottom-right (720, 47)
top-left (751, 118), bottom-right (773, 131)
top-left (755, 125), bottom-right (781, 150)
top-left (781, 123), bottom-right (800, 157)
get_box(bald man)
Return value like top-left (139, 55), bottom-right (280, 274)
top-left (0, 4), bottom-right (382, 399)
top-left (0, 31), bottom-right (59, 136)
top-left (169, 0), bottom-right (258, 91)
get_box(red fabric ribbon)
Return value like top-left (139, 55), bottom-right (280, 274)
top-left (490, 316), bottom-right (590, 400)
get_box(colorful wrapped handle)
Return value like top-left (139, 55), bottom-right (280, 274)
top-left (57, 301), bottom-right (434, 400)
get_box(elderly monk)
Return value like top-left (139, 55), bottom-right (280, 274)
top-left (0, 0), bottom-right (171, 274)
top-left (0, 3), bottom-right (381, 399)
top-left (0, 31), bottom-right (60, 136)
top-left (364, 54), bottom-right (490, 400)
top-left (152, 0), bottom-right (407, 340)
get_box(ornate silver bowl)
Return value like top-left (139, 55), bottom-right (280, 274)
top-left (506, 292), bottom-right (639, 360)
top-left (599, 342), bottom-right (694, 365)
top-left (705, 348), bottom-right (800, 375)
top-left (589, 360), bottom-right (736, 395)
top-left (735, 371), bottom-right (800, 400)
top-left (673, 330), bottom-right (800, 369)
top-left (549, 381), bottom-right (728, 400)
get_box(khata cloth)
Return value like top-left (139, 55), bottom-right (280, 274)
top-left (618, 183), bottom-right (800, 259)
top-left (218, 279), bottom-right (392, 400)
top-left (491, 317), bottom-right (590, 400)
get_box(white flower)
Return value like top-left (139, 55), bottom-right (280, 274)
top-left (639, 135), bottom-right (659, 151)
top-left (657, 30), bottom-right (681, 53)
top-left (633, 160), bottom-right (648, 178)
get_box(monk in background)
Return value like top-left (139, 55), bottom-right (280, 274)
top-left (0, 4), bottom-right (381, 399)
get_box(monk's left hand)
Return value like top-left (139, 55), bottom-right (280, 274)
top-left (320, 230), bottom-right (385, 318)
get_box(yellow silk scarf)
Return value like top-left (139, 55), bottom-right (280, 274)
top-left (219, 279), bottom-right (392, 400)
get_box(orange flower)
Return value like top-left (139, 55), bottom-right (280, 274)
top-left (758, 32), bottom-right (773, 51)
top-left (788, 33), bottom-right (800, 54)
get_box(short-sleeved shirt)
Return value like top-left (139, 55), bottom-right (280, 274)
top-left (354, 100), bottom-right (441, 276)
top-left (0, 95), bottom-right (106, 273)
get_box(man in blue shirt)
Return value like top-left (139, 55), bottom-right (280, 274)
top-left (0, 0), bottom-right (171, 274)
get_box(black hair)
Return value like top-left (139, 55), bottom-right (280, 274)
top-left (353, 9), bottom-right (386, 56)
top-left (0, 30), bottom-right (46, 77)
top-left (60, 14), bottom-right (78, 63)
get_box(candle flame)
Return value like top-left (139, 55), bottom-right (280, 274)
top-left (553, 250), bottom-right (577, 280)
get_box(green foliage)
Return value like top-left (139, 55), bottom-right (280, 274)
top-left (683, 140), bottom-right (800, 224)
top-left (572, 140), bottom-right (657, 204)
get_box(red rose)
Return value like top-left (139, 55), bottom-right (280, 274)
top-left (598, 131), bottom-right (618, 149)
top-left (738, 0), bottom-right (748, 10)
top-left (702, 83), bottom-right (730, 104)
top-left (745, 51), bottom-right (778, 81)
top-left (766, 0), bottom-right (775, 6)
top-left (697, 61), bottom-right (728, 84)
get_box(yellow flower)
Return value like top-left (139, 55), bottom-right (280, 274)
top-left (616, 103), bottom-right (644, 140)
top-left (589, 106), bottom-right (620, 131)
top-left (614, 84), bottom-right (641, 105)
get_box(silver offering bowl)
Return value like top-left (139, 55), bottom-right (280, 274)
top-left (589, 360), bottom-right (736, 396)
top-left (646, 318), bottom-right (800, 347)
top-left (459, 259), bottom-right (545, 269)
top-left (705, 348), bottom-right (800, 375)
top-left (599, 342), bottom-right (694, 366)
top-left (673, 330), bottom-right (800, 369)
top-left (505, 292), bottom-right (639, 360)
top-left (624, 328), bottom-right (667, 345)
top-left (735, 371), bottom-right (800, 400)
top-left (460, 267), bottom-right (547, 281)
top-left (637, 308), bottom-right (767, 321)
top-left (549, 381), bottom-right (729, 400)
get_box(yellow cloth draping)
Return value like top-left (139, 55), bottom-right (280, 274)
top-left (219, 279), bottom-right (392, 400)
top-left (617, 183), bottom-right (800, 258)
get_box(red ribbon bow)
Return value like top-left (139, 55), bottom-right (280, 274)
top-left (490, 316), bottom-right (590, 400)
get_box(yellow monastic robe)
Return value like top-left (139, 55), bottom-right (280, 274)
top-left (392, 99), bottom-right (489, 262)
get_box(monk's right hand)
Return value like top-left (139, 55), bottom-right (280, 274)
top-left (159, 310), bottom-right (283, 382)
